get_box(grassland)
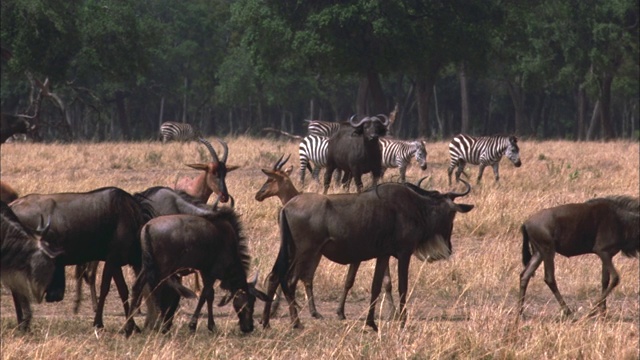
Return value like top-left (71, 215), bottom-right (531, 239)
top-left (1, 136), bottom-right (638, 359)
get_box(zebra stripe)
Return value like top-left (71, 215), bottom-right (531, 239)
top-left (447, 134), bottom-right (522, 184)
top-left (379, 138), bottom-right (428, 182)
top-left (305, 120), bottom-right (341, 137)
top-left (298, 135), bottom-right (330, 185)
top-left (159, 121), bottom-right (199, 143)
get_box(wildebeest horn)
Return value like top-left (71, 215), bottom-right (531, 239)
top-left (274, 154), bottom-right (291, 171)
top-left (36, 214), bottom-right (51, 237)
top-left (416, 176), bottom-right (429, 188)
top-left (228, 195), bottom-right (235, 208)
top-left (247, 270), bottom-right (259, 286)
top-left (349, 115), bottom-right (370, 128)
top-left (375, 114), bottom-right (390, 127)
top-left (198, 137), bottom-right (220, 163)
top-left (448, 179), bottom-right (471, 199)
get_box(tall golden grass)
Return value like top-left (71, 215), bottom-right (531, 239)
top-left (1, 137), bottom-right (638, 359)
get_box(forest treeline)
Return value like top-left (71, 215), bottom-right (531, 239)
top-left (1, 0), bottom-right (638, 142)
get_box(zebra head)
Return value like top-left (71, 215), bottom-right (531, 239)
top-left (505, 136), bottom-right (522, 167)
top-left (413, 140), bottom-right (428, 171)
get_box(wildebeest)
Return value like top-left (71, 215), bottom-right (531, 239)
top-left (261, 180), bottom-right (474, 331)
top-left (255, 154), bottom-right (395, 320)
top-left (0, 180), bottom-right (19, 203)
top-left (1, 113), bottom-right (33, 144)
top-left (323, 114), bottom-right (389, 194)
top-left (9, 187), bottom-right (154, 330)
top-left (124, 208), bottom-right (269, 336)
top-left (519, 196), bottom-right (639, 318)
top-left (1, 201), bottom-right (61, 331)
top-left (174, 137), bottom-right (239, 205)
top-left (72, 186), bottom-right (217, 317)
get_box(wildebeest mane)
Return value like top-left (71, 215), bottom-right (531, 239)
top-left (1, 201), bottom-right (40, 271)
top-left (1, 201), bottom-right (36, 239)
top-left (588, 195), bottom-right (640, 257)
top-left (134, 186), bottom-right (210, 213)
top-left (202, 207), bottom-right (251, 279)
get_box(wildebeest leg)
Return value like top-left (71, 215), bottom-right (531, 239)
top-left (161, 294), bottom-right (180, 334)
top-left (518, 252), bottom-right (543, 316)
top-left (189, 274), bottom-right (214, 332)
top-left (395, 254), bottom-right (410, 327)
top-left (74, 262), bottom-right (99, 314)
top-left (206, 287), bottom-right (215, 332)
top-left (125, 268), bottom-right (148, 337)
top-left (491, 163), bottom-right (500, 182)
top-left (590, 253), bottom-right (620, 316)
top-left (112, 266), bottom-right (138, 332)
top-left (353, 173), bottom-right (364, 193)
top-left (337, 262), bottom-right (360, 320)
top-left (365, 256), bottom-right (390, 332)
top-left (11, 292), bottom-right (31, 331)
top-left (476, 164), bottom-right (487, 184)
top-left (542, 254), bottom-right (572, 317)
top-left (94, 262), bottom-right (114, 329)
top-left (381, 266), bottom-right (395, 314)
top-left (323, 166), bottom-right (335, 194)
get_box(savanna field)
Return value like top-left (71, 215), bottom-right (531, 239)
top-left (0, 136), bottom-right (638, 359)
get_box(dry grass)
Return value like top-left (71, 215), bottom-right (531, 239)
top-left (1, 137), bottom-right (638, 359)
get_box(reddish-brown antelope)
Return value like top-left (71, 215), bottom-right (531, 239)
top-left (174, 137), bottom-right (239, 205)
top-left (0, 181), bottom-right (19, 203)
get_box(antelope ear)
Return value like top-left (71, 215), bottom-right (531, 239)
top-left (226, 165), bottom-right (240, 172)
top-left (261, 169), bottom-right (275, 176)
top-left (185, 163), bottom-right (209, 171)
top-left (284, 165), bottom-right (293, 176)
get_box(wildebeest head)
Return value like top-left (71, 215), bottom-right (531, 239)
top-left (506, 136), bottom-right (522, 168)
top-left (348, 114), bottom-right (389, 140)
top-left (219, 272), bottom-right (269, 333)
top-left (1, 114), bottom-right (35, 144)
top-left (405, 179), bottom-right (474, 262)
top-left (1, 203), bottom-right (62, 303)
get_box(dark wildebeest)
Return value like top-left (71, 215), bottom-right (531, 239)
top-left (1, 113), bottom-right (33, 144)
top-left (9, 187), bottom-right (154, 330)
top-left (174, 137), bottom-right (239, 205)
top-left (124, 208), bottom-right (269, 336)
top-left (323, 114), bottom-right (389, 194)
top-left (255, 154), bottom-right (395, 320)
top-left (73, 186), bottom-right (218, 317)
top-left (261, 180), bottom-right (474, 331)
top-left (1, 201), bottom-right (61, 331)
top-left (519, 196), bottom-right (639, 318)
top-left (0, 180), bottom-right (19, 203)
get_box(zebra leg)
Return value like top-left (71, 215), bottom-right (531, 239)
top-left (491, 163), bottom-right (500, 182)
top-left (399, 165), bottom-right (407, 183)
top-left (454, 162), bottom-right (466, 183)
top-left (477, 164), bottom-right (487, 183)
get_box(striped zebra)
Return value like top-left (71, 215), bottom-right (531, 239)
top-left (379, 138), bottom-right (428, 182)
top-left (305, 120), bottom-right (341, 137)
top-left (447, 134), bottom-right (522, 185)
top-left (159, 121), bottom-right (199, 143)
top-left (298, 134), bottom-right (344, 185)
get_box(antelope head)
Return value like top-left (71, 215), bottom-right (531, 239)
top-left (255, 154), bottom-right (299, 204)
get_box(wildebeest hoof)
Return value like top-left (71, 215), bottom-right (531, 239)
top-left (366, 321), bottom-right (378, 332)
top-left (336, 312), bottom-right (346, 320)
top-left (188, 322), bottom-right (197, 332)
top-left (311, 312), bottom-right (323, 319)
top-left (292, 321), bottom-right (304, 329)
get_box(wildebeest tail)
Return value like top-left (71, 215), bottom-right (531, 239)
top-left (521, 224), bottom-right (532, 267)
top-left (273, 210), bottom-right (293, 294)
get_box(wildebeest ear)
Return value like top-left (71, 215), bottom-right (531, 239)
top-left (38, 240), bottom-right (63, 259)
top-left (226, 165), bottom-right (240, 172)
top-left (217, 293), bottom-right (233, 307)
top-left (185, 163), bottom-right (209, 171)
top-left (454, 203), bottom-right (474, 213)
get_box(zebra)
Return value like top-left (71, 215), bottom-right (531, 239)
top-left (305, 120), bottom-right (341, 137)
top-left (447, 134), bottom-right (522, 185)
top-left (379, 138), bottom-right (428, 182)
top-left (159, 121), bottom-right (199, 143)
top-left (298, 134), bottom-right (344, 185)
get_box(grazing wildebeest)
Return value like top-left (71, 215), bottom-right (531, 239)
top-left (255, 154), bottom-right (395, 320)
top-left (1, 113), bottom-right (33, 144)
top-left (519, 196), bottom-right (639, 318)
top-left (174, 137), bottom-right (239, 205)
top-left (9, 187), bottom-right (154, 330)
top-left (124, 208), bottom-right (269, 336)
top-left (1, 201), bottom-right (61, 331)
top-left (0, 180), bottom-right (19, 203)
top-left (323, 114), bottom-right (389, 194)
top-left (261, 180), bottom-right (474, 331)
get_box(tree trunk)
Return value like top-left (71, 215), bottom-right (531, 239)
top-left (459, 62), bottom-right (469, 133)
top-left (115, 90), bottom-right (130, 140)
top-left (598, 71), bottom-right (614, 140)
top-left (575, 85), bottom-right (586, 140)
top-left (506, 80), bottom-right (529, 136)
top-left (586, 100), bottom-right (601, 140)
top-left (182, 77), bottom-right (188, 123)
top-left (356, 71), bottom-right (386, 117)
top-left (415, 78), bottom-right (434, 138)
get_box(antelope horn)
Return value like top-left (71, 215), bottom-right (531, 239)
top-left (447, 179), bottom-right (471, 199)
top-left (274, 154), bottom-right (291, 171)
top-left (198, 137), bottom-right (220, 163)
top-left (215, 137), bottom-right (229, 163)
top-left (349, 114), bottom-right (370, 128)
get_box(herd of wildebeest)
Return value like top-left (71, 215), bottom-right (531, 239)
top-left (0, 114), bottom-right (638, 337)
